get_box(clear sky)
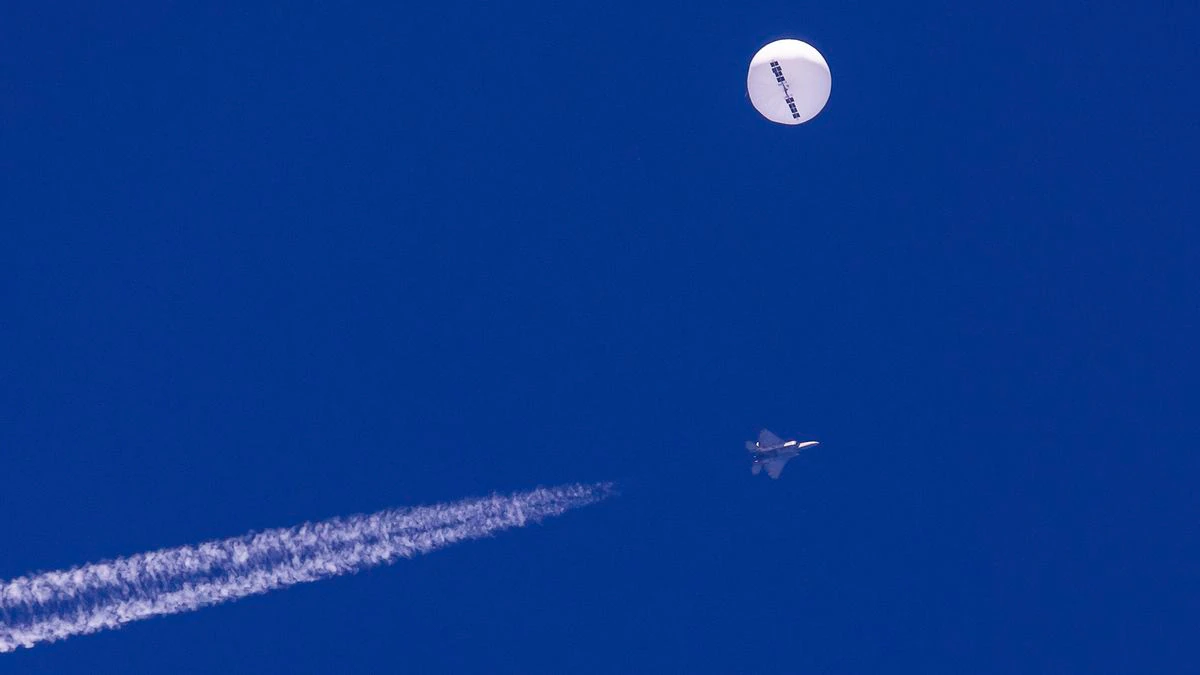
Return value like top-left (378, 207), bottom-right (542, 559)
top-left (3, 1), bottom-right (1197, 672)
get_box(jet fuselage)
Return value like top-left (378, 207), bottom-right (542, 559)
top-left (752, 440), bottom-right (819, 461)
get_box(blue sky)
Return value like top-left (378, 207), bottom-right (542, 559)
top-left (3, 1), bottom-right (1197, 672)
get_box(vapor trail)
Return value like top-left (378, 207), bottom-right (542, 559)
top-left (0, 482), bottom-right (612, 653)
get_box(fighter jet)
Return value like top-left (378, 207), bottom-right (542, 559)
top-left (747, 429), bottom-right (819, 479)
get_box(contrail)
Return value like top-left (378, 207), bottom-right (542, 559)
top-left (0, 482), bottom-right (612, 653)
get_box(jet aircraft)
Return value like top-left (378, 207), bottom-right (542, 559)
top-left (747, 429), bottom-right (819, 479)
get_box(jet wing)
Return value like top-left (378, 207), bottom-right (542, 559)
top-left (757, 429), bottom-right (785, 448)
top-left (764, 457), bottom-right (790, 479)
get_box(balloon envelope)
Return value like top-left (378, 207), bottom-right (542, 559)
top-left (747, 39), bottom-right (831, 125)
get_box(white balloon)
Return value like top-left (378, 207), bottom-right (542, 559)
top-left (747, 39), bottom-right (831, 125)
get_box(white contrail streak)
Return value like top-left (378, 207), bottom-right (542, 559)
top-left (0, 482), bottom-right (612, 653)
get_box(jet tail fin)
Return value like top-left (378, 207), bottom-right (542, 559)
top-left (751, 462), bottom-right (762, 476)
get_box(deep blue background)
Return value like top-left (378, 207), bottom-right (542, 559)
top-left (3, 2), bottom-right (1197, 672)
